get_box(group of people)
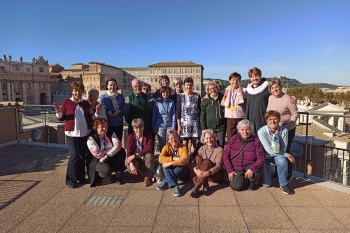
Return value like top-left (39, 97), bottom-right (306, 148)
top-left (53, 66), bottom-right (299, 197)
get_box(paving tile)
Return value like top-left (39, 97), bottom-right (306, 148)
top-left (326, 207), bottom-right (350, 229)
top-left (92, 187), bottom-right (128, 197)
top-left (284, 207), bottom-right (346, 230)
top-left (308, 189), bottom-right (350, 207)
top-left (241, 207), bottom-right (294, 229)
top-left (17, 185), bottom-right (63, 203)
top-left (46, 186), bottom-right (96, 205)
top-left (15, 157), bottom-right (52, 168)
top-left (199, 189), bottom-right (237, 206)
top-left (298, 229), bottom-right (350, 233)
top-left (65, 205), bottom-right (119, 227)
top-left (200, 227), bottom-right (249, 233)
top-left (10, 222), bottom-right (63, 233)
top-left (106, 226), bottom-right (153, 233)
top-left (296, 178), bottom-right (328, 190)
top-left (199, 206), bottom-right (246, 231)
top-left (121, 190), bottom-right (162, 206)
top-left (235, 189), bottom-right (279, 207)
top-left (0, 173), bottom-right (20, 181)
top-left (249, 229), bottom-right (299, 233)
top-left (153, 226), bottom-right (200, 233)
top-left (160, 188), bottom-right (198, 206)
top-left (271, 189), bottom-right (322, 207)
top-left (12, 171), bottom-right (53, 181)
top-left (109, 205), bottom-right (158, 227)
top-left (0, 180), bottom-right (39, 204)
top-left (96, 181), bottom-right (134, 190)
top-left (59, 225), bottom-right (108, 233)
top-left (154, 205), bottom-right (199, 228)
top-left (0, 156), bottom-right (28, 165)
top-left (0, 201), bottom-right (42, 226)
top-left (41, 157), bottom-right (68, 166)
top-left (130, 180), bottom-right (158, 189)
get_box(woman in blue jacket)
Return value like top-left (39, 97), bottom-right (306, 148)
top-left (100, 78), bottom-right (125, 141)
top-left (152, 86), bottom-right (176, 151)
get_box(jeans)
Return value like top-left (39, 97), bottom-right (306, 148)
top-left (261, 155), bottom-right (288, 187)
top-left (157, 128), bottom-right (171, 151)
top-left (162, 165), bottom-right (190, 187)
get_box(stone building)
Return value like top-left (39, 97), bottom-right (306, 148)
top-left (121, 67), bottom-right (149, 93)
top-left (0, 55), bottom-right (51, 104)
top-left (148, 61), bottom-right (204, 94)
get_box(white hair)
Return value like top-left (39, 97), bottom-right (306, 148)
top-left (237, 119), bottom-right (253, 131)
top-left (205, 81), bottom-right (220, 93)
top-left (200, 129), bottom-right (217, 144)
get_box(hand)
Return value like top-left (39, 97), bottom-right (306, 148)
top-left (245, 169), bottom-right (254, 179)
top-left (203, 94), bottom-right (209, 99)
top-left (99, 155), bottom-right (108, 163)
top-left (193, 167), bottom-right (200, 176)
top-left (162, 162), bottom-right (173, 169)
top-left (96, 103), bottom-right (104, 114)
top-left (126, 155), bottom-right (135, 164)
top-left (177, 127), bottom-right (182, 136)
top-left (228, 171), bottom-right (237, 181)
top-left (173, 157), bottom-right (187, 164)
top-left (130, 162), bottom-right (138, 175)
top-left (53, 102), bottom-right (61, 113)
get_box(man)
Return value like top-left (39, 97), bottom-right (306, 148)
top-left (142, 83), bottom-right (155, 136)
top-left (124, 79), bottom-right (150, 133)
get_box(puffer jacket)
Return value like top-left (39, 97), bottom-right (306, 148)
top-left (200, 92), bottom-right (226, 131)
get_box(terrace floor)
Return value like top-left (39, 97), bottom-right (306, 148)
top-left (1, 143), bottom-right (350, 233)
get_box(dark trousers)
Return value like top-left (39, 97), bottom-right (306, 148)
top-left (216, 129), bottom-right (226, 148)
top-left (96, 148), bottom-right (126, 177)
top-left (66, 135), bottom-right (88, 185)
top-left (230, 164), bottom-right (261, 191)
top-left (286, 127), bottom-right (296, 177)
top-left (226, 118), bottom-right (244, 141)
top-left (107, 125), bottom-right (123, 142)
top-left (193, 156), bottom-right (224, 185)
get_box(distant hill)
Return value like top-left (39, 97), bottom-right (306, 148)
top-left (204, 77), bottom-right (341, 89)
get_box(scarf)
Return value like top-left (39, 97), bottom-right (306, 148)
top-left (107, 90), bottom-right (119, 110)
top-left (221, 86), bottom-right (244, 108)
top-left (246, 79), bottom-right (269, 95)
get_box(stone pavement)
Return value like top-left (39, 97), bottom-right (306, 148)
top-left (1, 144), bottom-right (350, 233)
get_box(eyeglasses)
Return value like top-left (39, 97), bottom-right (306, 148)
top-left (267, 118), bottom-right (279, 122)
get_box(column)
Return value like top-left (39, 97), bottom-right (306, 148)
top-left (46, 82), bottom-right (51, 104)
top-left (338, 117), bottom-right (345, 132)
top-left (0, 84), bottom-right (3, 101)
top-left (6, 81), bottom-right (12, 101)
top-left (33, 82), bottom-right (39, 104)
top-left (10, 82), bottom-right (15, 101)
top-left (328, 116), bottom-right (334, 127)
top-left (22, 82), bottom-right (26, 103)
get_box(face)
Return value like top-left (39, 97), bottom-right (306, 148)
top-left (161, 90), bottom-right (170, 99)
top-left (239, 126), bottom-right (252, 139)
top-left (142, 86), bottom-right (150, 95)
top-left (132, 80), bottom-right (142, 95)
top-left (266, 116), bottom-right (280, 130)
top-left (208, 85), bottom-right (218, 96)
top-left (184, 82), bottom-right (193, 91)
top-left (107, 81), bottom-right (117, 93)
top-left (250, 74), bottom-right (261, 87)
top-left (230, 77), bottom-right (240, 89)
top-left (133, 125), bottom-right (144, 135)
top-left (72, 88), bottom-right (83, 101)
top-left (175, 82), bottom-right (183, 92)
top-left (88, 92), bottom-right (98, 105)
top-left (204, 133), bottom-right (215, 147)
top-left (97, 122), bottom-right (108, 137)
top-left (168, 133), bottom-right (179, 147)
top-left (270, 84), bottom-right (281, 97)
top-left (160, 78), bottom-right (169, 87)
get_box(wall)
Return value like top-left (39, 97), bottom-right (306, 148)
top-left (0, 106), bottom-right (18, 144)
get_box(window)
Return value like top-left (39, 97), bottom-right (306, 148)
top-left (39, 67), bottom-right (44, 72)
top-left (1, 83), bottom-right (6, 90)
top-left (0, 66), bottom-right (4, 70)
top-left (26, 68), bottom-right (30, 72)
top-left (196, 86), bottom-right (199, 91)
top-left (15, 67), bottom-right (20, 71)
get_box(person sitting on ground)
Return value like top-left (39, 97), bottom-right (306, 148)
top-left (87, 118), bottom-right (126, 186)
top-left (126, 118), bottom-right (155, 187)
top-left (157, 129), bottom-right (190, 197)
top-left (258, 110), bottom-right (295, 195)
top-left (191, 129), bottom-right (224, 198)
top-left (223, 119), bottom-right (266, 191)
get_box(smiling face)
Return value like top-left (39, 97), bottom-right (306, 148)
top-left (230, 77), bottom-right (240, 89)
top-left (88, 92), bottom-right (98, 105)
top-left (97, 121), bottom-right (108, 137)
top-left (175, 82), bottom-right (183, 93)
top-left (161, 90), bottom-right (170, 99)
top-left (249, 74), bottom-right (261, 87)
top-left (208, 84), bottom-right (218, 97)
top-left (239, 126), bottom-right (252, 139)
top-left (132, 79), bottom-right (142, 95)
top-left (160, 78), bottom-right (169, 87)
top-left (266, 116), bottom-right (280, 131)
top-left (107, 80), bottom-right (117, 93)
top-left (142, 86), bottom-right (150, 95)
top-left (270, 84), bottom-right (281, 97)
top-left (184, 82), bottom-right (193, 92)
top-left (168, 133), bottom-right (179, 148)
top-left (204, 133), bottom-right (215, 147)
top-left (72, 88), bottom-right (83, 101)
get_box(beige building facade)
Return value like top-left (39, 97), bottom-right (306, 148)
top-left (121, 67), bottom-right (149, 94)
top-left (0, 55), bottom-right (51, 104)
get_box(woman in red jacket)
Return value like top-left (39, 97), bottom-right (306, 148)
top-left (53, 82), bottom-right (97, 188)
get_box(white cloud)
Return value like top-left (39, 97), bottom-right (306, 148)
top-left (114, 49), bottom-right (135, 57)
top-left (324, 44), bottom-right (340, 52)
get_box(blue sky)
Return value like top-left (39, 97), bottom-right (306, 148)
top-left (1, 0), bottom-right (349, 85)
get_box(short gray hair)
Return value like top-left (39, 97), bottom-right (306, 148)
top-left (87, 88), bottom-right (99, 96)
top-left (131, 118), bottom-right (144, 128)
top-left (200, 129), bottom-right (217, 144)
top-left (237, 119), bottom-right (253, 131)
top-left (205, 81), bottom-right (220, 93)
top-left (173, 77), bottom-right (183, 87)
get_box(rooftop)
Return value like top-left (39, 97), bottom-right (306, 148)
top-left (149, 61), bottom-right (204, 68)
top-left (1, 143), bottom-right (350, 232)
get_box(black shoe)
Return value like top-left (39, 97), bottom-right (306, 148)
top-left (203, 183), bottom-right (209, 196)
top-left (271, 173), bottom-right (278, 180)
top-left (190, 191), bottom-right (199, 198)
top-left (248, 182), bottom-right (256, 191)
top-left (66, 181), bottom-right (77, 189)
top-left (280, 185), bottom-right (293, 195)
top-left (115, 174), bottom-right (123, 185)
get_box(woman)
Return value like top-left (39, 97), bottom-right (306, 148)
top-left (152, 86), bottom-right (176, 150)
top-left (200, 81), bottom-right (226, 148)
top-left (176, 77), bottom-right (201, 154)
top-left (246, 67), bottom-right (270, 136)
top-left (126, 118), bottom-right (155, 187)
top-left (87, 88), bottom-right (107, 120)
top-left (257, 110), bottom-right (295, 195)
top-left (53, 81), bottom-right (93, 188)
top-left (223, 119), bottom-right (266, 191)
top-left (152, 75), bottom-right (175, 99)
top-left (157, 129), bottom-right (190, 197)
top-left (267, 79), bottom-right (299, 181)
top-left (222, 72), bottom-right (246, 140)
top-left (191, 129), bottom-right (224, 198)
top-left (100, 78), bottom-right (125, 141)
top-left (87, 118), bottom-right (126, 186)
top-left (170, 77), bottom-right (183, 130)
